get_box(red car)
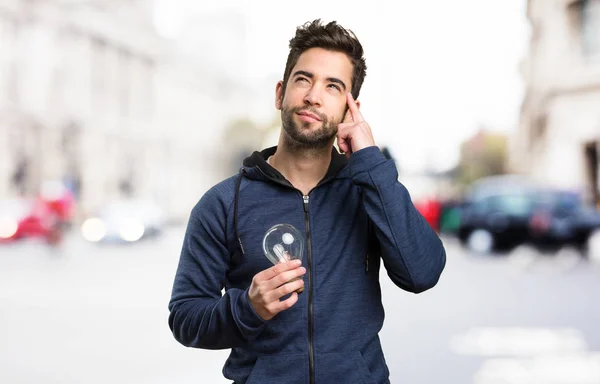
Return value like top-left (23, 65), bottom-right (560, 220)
top-left (0, 194), bottom-right (74, 244)
top-left (414, 198), bottom-right (443, 233)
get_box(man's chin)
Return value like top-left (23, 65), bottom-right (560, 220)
top-left (296, 119), bottom-right (323, 130)
top-left (289, 132), bottom-right (336, 147)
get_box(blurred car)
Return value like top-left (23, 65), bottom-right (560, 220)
top-left (39, 180), bottom-right (76, 225)
top-left (528, 189), bottom-right (600, 250)
top-left (457, 186), bottom-right (536, 253)
top-left (414, 198), bottom-right (443, 232)
top-left (0, 198), bottom-right (63, 243)
top-left (456, 175), bottom-right (600, 254)
top-left (80, 199), bottom-right (165, 244)
top-left (438, 200), bottom-right (462, 235)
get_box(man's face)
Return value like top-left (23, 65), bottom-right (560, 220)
top-left (276, 47), bottom-right (353, 149)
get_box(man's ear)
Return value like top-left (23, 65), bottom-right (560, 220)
top-left (275, 81), bottom-right (284, 110)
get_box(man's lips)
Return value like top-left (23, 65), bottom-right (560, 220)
top-left (297, 111), bottom-right (321, 123)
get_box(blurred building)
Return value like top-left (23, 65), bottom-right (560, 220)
top-left (512, 0), bottom-right (600, 205)
top-left (0, 0), bottom-right (250, 222)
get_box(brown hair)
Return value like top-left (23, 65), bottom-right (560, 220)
top-left (281, 19), bottom-right (367, 99)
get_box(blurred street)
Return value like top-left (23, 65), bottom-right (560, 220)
top-left (1, 229), bottom-right (599, 384)
top-left (2, 0), bottom-right (600, 382)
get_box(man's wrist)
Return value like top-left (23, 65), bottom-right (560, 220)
top-left (348, 146), bottom-right (387, 177)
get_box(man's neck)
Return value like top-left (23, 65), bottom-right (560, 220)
top-left (269, 141), bottom-right (333, 195)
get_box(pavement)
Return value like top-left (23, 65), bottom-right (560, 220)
top-left (0, 228), bottom-right (599, 383)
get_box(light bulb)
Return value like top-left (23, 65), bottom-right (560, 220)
top-left (263, 223), bottom-right (305, 293)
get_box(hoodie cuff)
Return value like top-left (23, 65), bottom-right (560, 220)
top-left (237, 288), bottom-right (266, 329)
top-left (348, 146), bottom-right (388, 178)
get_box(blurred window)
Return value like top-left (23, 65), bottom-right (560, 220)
top-left (118, 49), bottom-right (132, 118)
top-left (541, 191), bottom-right (581, 213)
top-left (472, 197), bottom-right (491, 214)
top-left (91, 38), bottom-right (107, 114)
top-left (489, 194), bottom-right (535, 216)
top-left (581, 0), bottom-right (600, 59)
top-left (530, 114), bottom-right (547, 143)
top-left (0, 17), bottom-right (19, 104)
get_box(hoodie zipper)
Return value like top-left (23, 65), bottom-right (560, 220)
top-left (253, 165), bottom-right (322, 383)
top-left (303, 194), bottom-right (315, 384)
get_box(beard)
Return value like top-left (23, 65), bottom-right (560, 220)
top-left (281, 105), bottom-right (343, 151)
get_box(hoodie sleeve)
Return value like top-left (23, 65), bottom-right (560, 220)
top-left (168, 183), bottom-right (266, 349)
top-left (349, 146), bottom-right (446, 293)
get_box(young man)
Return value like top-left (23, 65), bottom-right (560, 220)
top-left (168, 19), bottom-right (446, 384)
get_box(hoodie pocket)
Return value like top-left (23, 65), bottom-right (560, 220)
top-left (317, 352), bottom-right (376, 384)
top-left (246, 353), bottom-right (307, 384)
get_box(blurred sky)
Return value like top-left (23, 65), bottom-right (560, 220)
top-left (153, 0), bottom-right (529, 173)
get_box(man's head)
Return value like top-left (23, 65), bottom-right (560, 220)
top-left (281, 19), bottom-right (367, 100)
top-left (275, 19), bottom-right (367, 151)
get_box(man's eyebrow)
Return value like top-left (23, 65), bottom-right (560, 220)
top-left (327, 77), bottom-right (347, 91)
top-left (292, 70), bottom-right (314, 79)
top-left (292, 70), bottom-right (347, 91)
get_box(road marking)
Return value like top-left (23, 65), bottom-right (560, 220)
top-left (450, 327), bottom-right (600, 384)
top-left (473, 354), bottom-right (600, 384)
top-left (450, 327), bottom-right (587, 356)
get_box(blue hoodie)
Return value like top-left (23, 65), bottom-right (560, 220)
top-left (168, 146), bottom-right (446, 384)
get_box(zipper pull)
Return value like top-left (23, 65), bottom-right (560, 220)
top-left (303, 195), bottom-right (309, 212)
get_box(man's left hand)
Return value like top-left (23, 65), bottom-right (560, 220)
top-left (337, 92), bottom-right (376, 159)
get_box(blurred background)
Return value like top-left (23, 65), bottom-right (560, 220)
top-left (1, 0), bottom-right (600, 383)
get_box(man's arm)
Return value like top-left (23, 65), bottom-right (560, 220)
top-left (168, 187), bottom-right (265, 349)
top-left (349, 146), bottom-right (446, 293)
top-left (337, 92), bottom-right (446, 293)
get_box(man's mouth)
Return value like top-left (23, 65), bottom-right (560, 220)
top-left (297, 111), bottom-right (321, 123)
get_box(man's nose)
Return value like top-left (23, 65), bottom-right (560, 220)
top-left (303, 86), bottom-right (323, 107)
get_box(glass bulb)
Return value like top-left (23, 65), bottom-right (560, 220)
top-left (263, 223), bottom-right (305, 293)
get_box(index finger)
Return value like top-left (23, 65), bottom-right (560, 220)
top-left (257, 259), bottom-right (302, 281)
top-left (346, 92), bottom-right (364, 123)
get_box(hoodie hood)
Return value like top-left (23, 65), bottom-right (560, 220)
top-left (242, 146), bottom-right (349, 184)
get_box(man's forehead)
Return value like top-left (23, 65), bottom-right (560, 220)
top-left (293, 48), bottom-right (353, 81)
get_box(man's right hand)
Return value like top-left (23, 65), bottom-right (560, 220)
top-left (248, 259), bottom-right (306, 321)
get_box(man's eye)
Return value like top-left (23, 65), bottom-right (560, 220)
top-left (296, 77), bottom-right (309, 83)
top-left (328, 84), bottom-right (341, 91)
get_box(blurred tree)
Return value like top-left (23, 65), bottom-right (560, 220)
top-left (457, 127), bottom-right (508, 186)
top-left (223, 117), bottom-right (266, 174)
top-left (260, 114), bottom-right (283, 148)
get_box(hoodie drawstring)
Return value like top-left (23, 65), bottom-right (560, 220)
top-left (234, 168), bottom-right (245, 256)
